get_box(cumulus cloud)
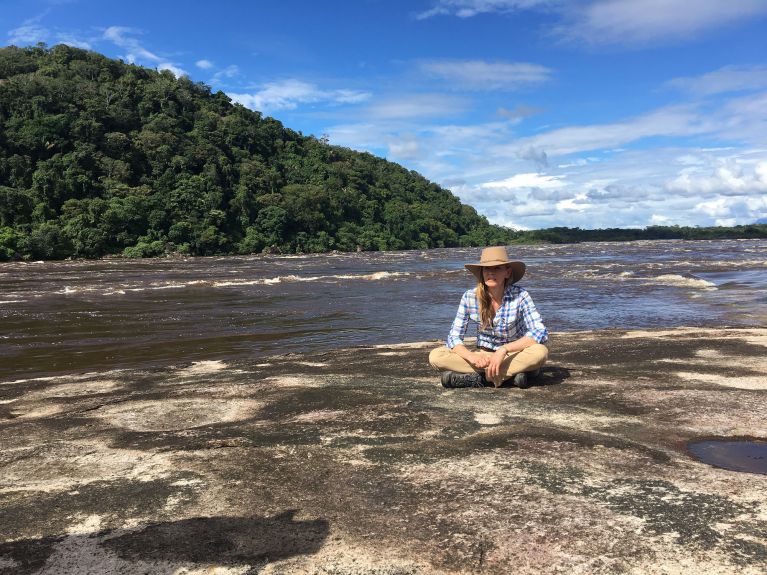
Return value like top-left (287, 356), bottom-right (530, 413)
top-left (666, 160), bottom-right (767, 196)
top-left (418, 59), bottom-right (552, 91)
top-left (518, 146), bottom-right (548, 168)
top-left (691, 193), bottom-right (767, 226)
top-left (229, 79), bottom-right (371, 113)
top-left (328, 69), bottom-right (767, 229)
top-left (195, 59), bottom-right (214, 70)
top-left (157, 63), bottom-right (187, 77)
top-left (436, 144), bottom-right (767, 229)
top-left (482, 172), bottom-right (564, 190)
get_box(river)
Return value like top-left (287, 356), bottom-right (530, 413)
top-left (2, 239), bottom-right (765, 380)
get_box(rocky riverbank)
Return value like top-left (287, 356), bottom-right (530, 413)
top-left (1, 327), bottom-right (766, 574)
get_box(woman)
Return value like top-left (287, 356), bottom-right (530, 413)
top-left (429, 246), bottom-right (549, 388)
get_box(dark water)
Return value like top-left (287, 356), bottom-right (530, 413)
top-left (1, 239), bottom-right (765, 380)
top-left (687, 440), bottom-right (767, 475)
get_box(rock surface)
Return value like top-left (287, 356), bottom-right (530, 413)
top-left (1, 328), bottom-right (766, 574)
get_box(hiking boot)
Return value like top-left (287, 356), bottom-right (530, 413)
top-left (512, 371), bottom-right (531, 389)
top-left (513, 368), bottom-right (542, 389)
top-left (440, 371), bottom-right (487, 388)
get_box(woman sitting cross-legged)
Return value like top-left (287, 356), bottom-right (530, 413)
top-left (429, 246), bottom-right (549, 389)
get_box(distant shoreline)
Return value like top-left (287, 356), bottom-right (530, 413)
top-left (2, 228), bottom-right (765, 263)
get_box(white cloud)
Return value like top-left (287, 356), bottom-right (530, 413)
top-left (667, 65), bottom-right (767, 96)
top-left (650, 214), bottom-right (673, 225)
top-left (497, 104), bottom-right (544, 121)
top-left (666, 160), bottom-right (767, 196)
top-left (368, 94), bottom-right (466, 120)
top-left (518, 146), bottom-right (548, 168)
top-left (210, 65), bottom-right (240, 84)
top-left (418, 59), bottom-right (552, 90)
top-left (195, 59), bottom-right (214, 70)
top-left (556, 0), bottom-right (767, 46)
top-left (157, 62), bottom-right (187, 77)
top-left (7, 11), bottom-right (92, 50)
top-left (326, 84), bottom-right (767, 228)
top-left (56, 34), bottom-right (91, 49)
top-left (695, 197), bottom-right (732, 218)
top-left (103, 25), bottom-right (186, 76)
top-left (429, 144), bottom-right (767, 229)
top-left (500, 104), bottom-right (712, 156)
top-left (229, 79), bottom-right (371, 113)
top-left (8, 24), bottom-right (49, 45)
top-left (103, 26), bottom-right (159, 62)
top-left (482, 172), bottom-right (564, 190)
top-left (419, 1), bottom-right (767, 47)
top-left (388, 136), bottom-right (422, 160)
top-left (416, 0), bottom-right (557, 20)
top-left (325, 123), bottom-right (385, 150)
top-left (8, 25), bottom-right (92, 50)
top-left (556, 194), bottom-right (593, 212)
top-left (719, 92), bottom-right (767, 143)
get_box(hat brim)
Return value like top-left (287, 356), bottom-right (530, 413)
top-left (465, 261), bottom-right (526, 284)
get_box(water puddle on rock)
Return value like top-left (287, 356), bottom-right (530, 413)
top-left (687, 439), bottom-right (767, 475)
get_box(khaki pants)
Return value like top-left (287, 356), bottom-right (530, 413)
top-left (428, 344), bottom-right (549, 386)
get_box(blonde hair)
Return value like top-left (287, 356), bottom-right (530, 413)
top-left (476, 266), bottom-right (513, 328)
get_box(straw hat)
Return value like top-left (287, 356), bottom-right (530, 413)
top-left (464, 246), bottom-right (526, 284)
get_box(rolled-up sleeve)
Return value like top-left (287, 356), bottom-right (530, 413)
top-left (446, 291), bottom-right (471, 349)
top-left (518, 290), bottom-right (548, 344)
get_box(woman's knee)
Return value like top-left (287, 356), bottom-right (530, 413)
top-left (429, 346), bottom-right (449, 369)
top-left (527, 343), bottom-right (549, 366)
top-left (532, 343), bottom-right (549, 358)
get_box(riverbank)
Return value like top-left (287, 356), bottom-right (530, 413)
top-left (1, 327), bottom-right (766, 574)
top-left (3, 224), bottom-right (767, 262)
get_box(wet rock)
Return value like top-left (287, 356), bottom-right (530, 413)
top-left (0, 328), bottom-right (765, 574)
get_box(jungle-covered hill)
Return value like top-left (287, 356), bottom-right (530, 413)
top-left (0, 44), bottom-right (512, 260)
top-left (1, 45), bottom-right (764, 261)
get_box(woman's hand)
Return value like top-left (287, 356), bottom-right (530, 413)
top-left (485, 347), bottom-right (507, 385)
top-left (470, 352), bottom-right (491, 369)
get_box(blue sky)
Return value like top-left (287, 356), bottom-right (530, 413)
top-left (3, 0), bottom-right (767, 230)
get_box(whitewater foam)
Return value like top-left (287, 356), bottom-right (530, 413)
top-left (647, 274), bottom-right (717, 289)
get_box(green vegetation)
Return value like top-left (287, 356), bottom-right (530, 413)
top-left (1, 44), bottom-right (765, 261)
top-left (511, 224), bottom-right (767, 244)
top-left (0, 44), bottom-right (510, 260)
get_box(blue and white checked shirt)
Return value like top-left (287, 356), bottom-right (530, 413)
top-left (446, 285), bottom-right (548, 350)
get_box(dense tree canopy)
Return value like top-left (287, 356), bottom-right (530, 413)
top-left (0, 44), bottom-right (512, 260)
top-left (1, 44), bottom-right (764, 261)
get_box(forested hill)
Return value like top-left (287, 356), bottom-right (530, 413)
top-left (0, 44), bottom-right (511, 260)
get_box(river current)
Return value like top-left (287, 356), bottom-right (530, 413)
top-left (1, 239), bottom-right (765, 380)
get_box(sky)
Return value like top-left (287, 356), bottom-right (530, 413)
top-left (3, 0), bottom-right (767, 230)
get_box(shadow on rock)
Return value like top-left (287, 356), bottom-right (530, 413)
top-left (498, 366), bottom-right (570, 388)
top-left (104, 510), bottom-right (329, 564)
top-left (0, 511), bottom-right (329, 574)
top-left (534, 365), bottom-right (570, 387)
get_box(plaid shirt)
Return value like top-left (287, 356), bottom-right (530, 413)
top-left (446, 285), bottom-right (548, 350)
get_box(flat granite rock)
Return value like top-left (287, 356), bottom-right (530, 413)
top-left (1, 328), bottom-right (766, 574)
